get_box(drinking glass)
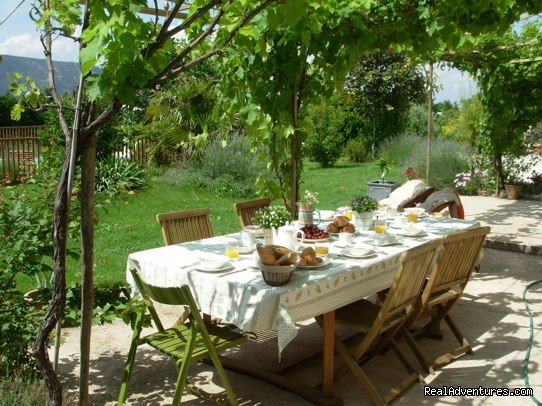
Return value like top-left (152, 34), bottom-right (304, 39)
top-left (374, 219), bottom-right (387, 234)
top-left (225, 243), bottom-right (239, 259)
top-left (315, 242), bottom-right (329, 256)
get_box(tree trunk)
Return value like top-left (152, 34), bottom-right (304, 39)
top-left (495, 152), bottom-right (504, 195)
top-left (33, 155), bottom-right (71, 406)
top-left (426, 63), bottom-right (433, 184)
top-left (290, 92), bottom-right (300, 219)
top-left (79, 131), bottom-right (96, 405)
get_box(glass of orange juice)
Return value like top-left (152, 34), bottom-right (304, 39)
top-left (225, 243), bottom-right (239, 259)
top-left (374, 219), bottom-right (387, 234)
top-left (315, 242), bottom-right (329, 256)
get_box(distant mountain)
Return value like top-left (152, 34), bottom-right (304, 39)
top-left (0, 54), bottom-right (80, 95)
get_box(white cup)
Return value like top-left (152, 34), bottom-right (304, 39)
top-left (241, 229), bottom-right (256, 246)
top-left (386, 207), bottom-right (398, 219)
top-left (338, 232), bottom-right (354, 246)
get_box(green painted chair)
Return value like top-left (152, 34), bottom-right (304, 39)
top-left (119, 269), bottom-right (247, 405)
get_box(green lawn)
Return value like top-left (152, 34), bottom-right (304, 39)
top-left (17, 160), bottom-right (405, 291)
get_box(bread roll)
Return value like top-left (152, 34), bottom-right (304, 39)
top-left (333, 215), bottom-right (349, 228)
top-left (342, 223), bottom-right (356, 233)
top-left (327, 223), bottom-right (340, 233)
top-left (277, 252), bottom-right (297, 265)
top-left (270, 245), bottom-right (292, 259)
top-left (300, 247), bottom-right (319, 266)
top-left (257, 245), bottom-right (276, 265)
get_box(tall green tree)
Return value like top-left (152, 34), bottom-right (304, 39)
top-left (441, 95), bottom-right (484, 147)
top-left (449, 20), bottom-right (542, 187)
top-left (344, 52), bottom-right (425, 156)
top-left (11, 1), bottom-right (275, 404)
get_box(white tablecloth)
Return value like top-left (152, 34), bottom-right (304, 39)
top-left (127, 217), bottom-right (479, 356)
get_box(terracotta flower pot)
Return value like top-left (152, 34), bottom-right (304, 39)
top-left (504, 184), bottom-right (521, 200)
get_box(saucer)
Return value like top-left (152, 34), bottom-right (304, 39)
top-left (340, 246), bottom-right (375, 258)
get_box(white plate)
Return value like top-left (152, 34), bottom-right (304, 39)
top-left (301, 237), bottom-right (330, 243)
top-left (373, 237), bottom-right (402, 246)
top-left (238, 246), bottom-right (255, 254)
top-left (395, 229), bottom-right (426, 237)
top-left (340, 248), bottom-right (376, 258)
top-left (196, 262), bottom-right (234, 273)
top-left (298, 257), bottom-right (331, 269)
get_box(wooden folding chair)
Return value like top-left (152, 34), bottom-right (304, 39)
top-left (233, 198), bottom-right (272, 228)
top-left (327, 239), bottom-right (442, 405)
top-left (119, 269), bottom-right (247, 406)
top-left (156, 208), bottom-right (213, 246)
top-left (403, 226), bottom-right (490, 373)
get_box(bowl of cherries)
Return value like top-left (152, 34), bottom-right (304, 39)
top-left (298, 225), bottom-right (329, 241)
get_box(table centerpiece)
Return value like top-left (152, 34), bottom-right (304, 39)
top-left (254, 205), bottom-right (292, 245)
top-left (297, 190), bottom-right (319, 226)
top-left (351, 194), bottom-right (378, 231)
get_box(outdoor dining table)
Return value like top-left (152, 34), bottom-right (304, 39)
top-left (126, 215), bottom-right (480, 405)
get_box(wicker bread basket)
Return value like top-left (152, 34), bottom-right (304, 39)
top-left (259, 261), bottom-right (296, 286)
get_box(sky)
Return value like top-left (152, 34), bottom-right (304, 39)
top-left (1, 0), bottom-right (479, 103)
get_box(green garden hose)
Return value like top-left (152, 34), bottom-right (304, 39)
top-left (523, 279), bottom-right (542, 406)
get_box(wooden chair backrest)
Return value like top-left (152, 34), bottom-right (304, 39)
top-left (233, 198), bottom-right (272, 228)
top-left (130, 268), bottom-right (206, 334)
top-left (422, 226), bottom-right (490, 303)
top-left (377, 239), bottom-right (442, 332)
top-left (156, 208), bottom-right (213, 246)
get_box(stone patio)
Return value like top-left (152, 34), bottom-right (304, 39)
top-left (53, 196), bottom-right (542, 405)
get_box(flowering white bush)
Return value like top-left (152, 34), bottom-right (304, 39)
top-left (254, 206), bottom-right (292, 229)
top-left (503, 154), bottom-right (542, 184)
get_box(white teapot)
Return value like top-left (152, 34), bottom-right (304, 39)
top-left (272, 224), bottom-right (304, 252)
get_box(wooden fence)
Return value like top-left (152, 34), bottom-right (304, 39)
top-left (0, 126), bottom-right (164, 183)
top-left (0, 126), bottom-right (43, 182)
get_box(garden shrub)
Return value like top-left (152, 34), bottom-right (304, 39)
top-left (0, 375), bottom-right (76, 405)
top-left (344, 138), bottom-right (370, 163)
top-left (95, 157), bottom-right (147, 194)
top-left (404, 137), bottom-right (474, 189)
top-left (304, 100), bottom-right (345, 167)
top-left (379, 133), bottom-right (420, 166)
top-left (0, 185), bottom-right (57, 377)
top-left (167, 134), bottom-right (264, 198)
top-left (454, 154), bottom-right (497, 195)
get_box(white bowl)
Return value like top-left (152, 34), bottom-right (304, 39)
top-left (199, 257), bottom-right (229, 270)
top-left (347, 245), bottom-right (373, 256)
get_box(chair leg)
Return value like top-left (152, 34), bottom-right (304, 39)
top-left (400, 326), bottom-right (433, 374)
top-left (445, 314), bottom-right (472, 353)
top-left (118, 314), bottom-right (143, 405)
top-left (334, 338), bottom-right (386, 405)
top-left (383, 339), bottom-right (425, 404)
top-left (205, 338), bottom-right (238, 405)
top-left (172, 327), bottom-right (197, 406)
top-left (118, 340), bottom-right (139, 405)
